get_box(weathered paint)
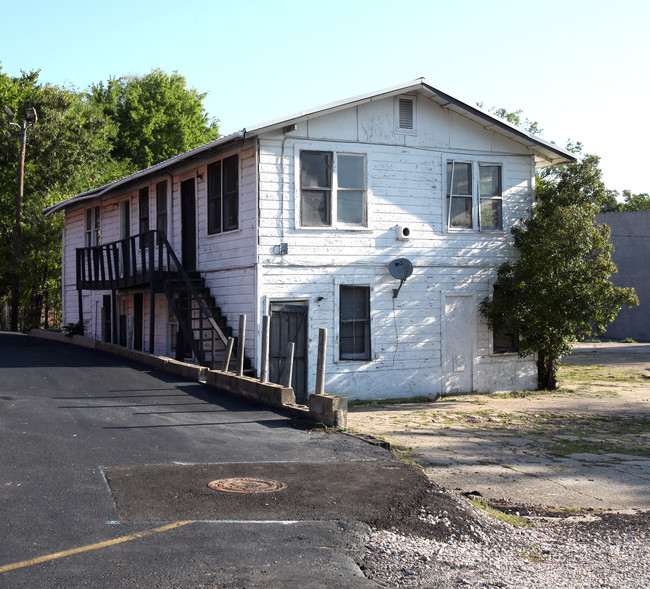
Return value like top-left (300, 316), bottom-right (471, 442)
top-left (61, 88), bottom-right (540, 399)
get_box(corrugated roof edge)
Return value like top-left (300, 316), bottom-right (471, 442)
top-left (244, 78), bottom-right (576, 165)
top-left (43, 131), bottom-right (246, 216)
top-left (44, 79), bottom-right (576, 217)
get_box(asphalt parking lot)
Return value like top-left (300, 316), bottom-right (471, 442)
top-left (0, 332), bottom-right (446, 588)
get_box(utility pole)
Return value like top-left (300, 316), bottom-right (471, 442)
top-left (4, 106), bottom-right (37, 332)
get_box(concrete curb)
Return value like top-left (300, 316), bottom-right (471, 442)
top-left (28, 329), bottom-right (346, 426)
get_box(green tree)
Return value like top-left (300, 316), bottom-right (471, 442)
top-left (480, 148), bottom-right (638, 390)
top-left (91, 69), bottom-right (219, 170)
top-left (1, 68), bottom-right (126, 329)
top-left (619, 190), bottom-right (650, 211)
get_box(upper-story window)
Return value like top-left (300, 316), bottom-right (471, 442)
top-left (84, 206), bottom-right (100, 247)
top-left (208, 154), bottom-right (239, 235)
top-left (156, 181), bottom-right (168, 236)
top-left (446, 161), bottom-right (503, 231)
top-left (138, 187), bottom-right (149, 248)
top-left (300, 151), bottom-right (366, 228)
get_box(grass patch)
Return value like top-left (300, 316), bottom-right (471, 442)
top-left (546, 437), bottom-right (650, 458)
top-left (559, 364), bottom-right (647, 383)
top-left (467, 498), bottom-right (531, 527)
top-left (348, 396), bottom-right (434, 408)
top-left (390, 444), bottom-right (423, 468)
top-left (519, 545), bottom-right (547, 562)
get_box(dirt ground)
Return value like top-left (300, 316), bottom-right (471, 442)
top-left (347, 343), bottom-right (650, 511)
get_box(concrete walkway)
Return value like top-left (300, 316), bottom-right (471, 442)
top-left (348, 343), bottom-right (650, 512)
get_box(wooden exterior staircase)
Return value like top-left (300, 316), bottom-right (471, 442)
top-left (76, 230), bottom-right (253, 374)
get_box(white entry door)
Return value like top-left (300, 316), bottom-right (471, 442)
top-left (442, 295), bottom-right (474, 394)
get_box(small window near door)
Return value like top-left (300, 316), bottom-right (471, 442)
top-left (493, 326), bottom-right (518, 354)
top-left (339, 285), bottom-right (371, 360)
top-left (490, 285), bottom-right (518, 354)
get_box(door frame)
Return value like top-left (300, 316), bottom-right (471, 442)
top-left (268, 300), bottom-right (309, 403)
top-left (441, 293), bottom-right (476, 394)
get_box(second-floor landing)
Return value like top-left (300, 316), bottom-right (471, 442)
top-left (77, 230), bottom-right (180, 292)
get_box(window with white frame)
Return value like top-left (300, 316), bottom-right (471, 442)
top-left (300, 151), bottom-right (366, 228)
top-left (446, 161), bottom-right (503, 231)
top-left (208, 154), bottom-right (239, 235)
top-left (339, 285), bottom-right (371, 360)
top-left (84, 205), bottom-right (100, 247)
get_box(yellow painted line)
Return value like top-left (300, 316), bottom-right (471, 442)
top-left (0, 520), bottom-right (194, 574)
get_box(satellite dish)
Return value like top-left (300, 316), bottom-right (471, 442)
top-left (389, 258), bottom-right (413, 298)
top-left (389, 258), bottom-right (413, 280)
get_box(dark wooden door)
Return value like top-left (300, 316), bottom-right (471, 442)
top-left (133, 293), bottom-right (143, 351)
top-left (181, 178), bottom-right (196, 271)
top-left (269, 303), bottom-right (308, 403)
top-left (102, 295), bottom-right (111, 342)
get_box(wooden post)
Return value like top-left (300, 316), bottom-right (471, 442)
top-left (111, 289), bottom-right (118, 344)
top-left (222, 337), bottom-right (235, 372)
top-left (260, 315), bottom-right (270, 383)
top-left (281, 342), bottom-right (295, 388)
top-left (149, 286), bottom-right (155, 354)
top-left (236, 314), bottom-right (246, 376)
top-left (315, 327), bottom-right (327, 395)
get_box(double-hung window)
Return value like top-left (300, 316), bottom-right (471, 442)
top-left (300, 151), bottom-right (366, 228)
top-left (208, 154), bottom-right (239, 234)
top-left (339, 285), bottom-right (371, 361)
top-left (479, 165), bottom-right (502, 231)
top-left (84, 206), bottom-right (101, 247)
top-left (446, 161), bottom-right (503, 231)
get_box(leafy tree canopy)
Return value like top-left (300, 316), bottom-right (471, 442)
top-left (480, 140), bottom-right (638, 390)
top-left (601, 189), bottom-right (650, 213)
top-left (90, 69), bottom-right (219, 170)
top-left (1, 67), bottom-right (129, 328)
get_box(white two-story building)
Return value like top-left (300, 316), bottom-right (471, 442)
top-left (45, 79), bottom-right (575, 402)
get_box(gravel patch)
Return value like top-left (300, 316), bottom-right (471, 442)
top-left (361, 491), bottom-right (650, 588)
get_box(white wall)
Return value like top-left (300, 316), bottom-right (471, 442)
top-left (256, 92), bottom-right (537, 399)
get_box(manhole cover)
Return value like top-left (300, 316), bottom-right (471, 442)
top-left (208, 477), bottom-right (288, 494)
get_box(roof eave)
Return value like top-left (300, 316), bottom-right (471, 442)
top-left (43, 131), bottom-right (246, 217)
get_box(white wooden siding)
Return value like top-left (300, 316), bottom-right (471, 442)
top-left (255, 93), bottom-right (537, 398)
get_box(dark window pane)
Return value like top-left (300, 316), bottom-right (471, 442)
top-left (447, 162), bottom-right (472, 195)
top-left (494, 327), bottom-right (518, 354)
top-left (156, 181), bottom-right (167, 234)
top-left (337, 190), bottom-right (364, 224)
top-left (340, 285), bottom-right (370, 361)
top-left (207, 161), bottom-right (222, 234)
top-left (302, 190), bottom-right (331, 226)
top-left (480, 198), bottom-right (502, 230)
top-left (139, 188), bottom-right (149, 234)
top-left (301, 151), bottom-right (331, 188)
top-left (449, 196), bottom-right (473, 228)
top-left (479, 165), bottom-right (501, 196)
top-left (223, 155), bottom-right (239, 231)
top-left (338, 154), bottom-right (364, 189)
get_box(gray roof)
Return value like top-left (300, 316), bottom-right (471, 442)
top-left (44, 79), bottom-right (576, 217)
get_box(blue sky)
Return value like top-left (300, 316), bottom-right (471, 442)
top-left (1, 0), bottom-right (648, 194)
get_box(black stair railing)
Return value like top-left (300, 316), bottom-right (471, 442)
top-left (76, 230), bottom-right (231, 369)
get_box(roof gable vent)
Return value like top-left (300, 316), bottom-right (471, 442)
top-left (395, 96), bottom-right (416, 134)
